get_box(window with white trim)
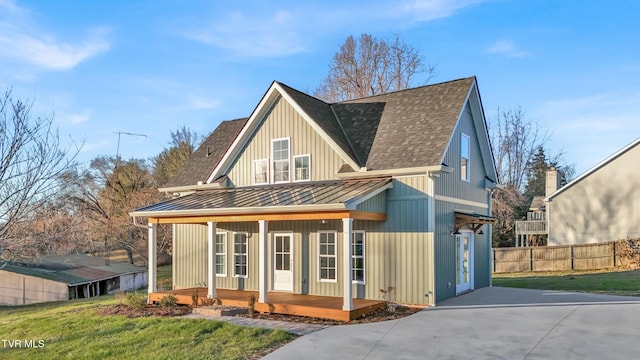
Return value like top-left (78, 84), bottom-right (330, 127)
top-left (216, 232), bottom-right (227, 276)
top-left (461, 133), bottom-right (470, 182)
top-left (272, 138), bottom-right (290, 183)
top-left (318, 231), bottom-right (337, 282)
top-left (293, 154), bottom-right (311, 182)
top-left (253, 159), bottom-right (269, 185)
top-left (233, 233), bottom-right (248, 277)
top-left (352, 231), bottom-right (365, 284)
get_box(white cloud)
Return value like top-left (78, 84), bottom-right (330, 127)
top-left (184, 1), bottom-right (489, 58)
top-left (186, 10), bottom-right (305, 58)
top-left (66, 112), bottom-right (91, 125)
top-left (486, 39), bottom-right (529, 58)
top-left (0, 1), bottom-right (110, 72)
top-left (186, 94), bottom-right (221, 110)
top-left (399, 0), bottom-right (488, 21)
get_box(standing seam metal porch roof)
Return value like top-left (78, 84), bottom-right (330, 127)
top-left (133, 178), bottom-right (391, 217)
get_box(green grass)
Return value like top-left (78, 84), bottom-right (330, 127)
top-left (157, 264), bottom-right (172, 290)
top-left (0, 296), bottom-right (292, 359)
top-left (493, 269), bottom-right (640, 296)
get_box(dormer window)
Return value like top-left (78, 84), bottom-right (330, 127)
top-left (272, 138), bottom-right (290, 183)
top-left (294, 154), bottom-right (311, 182)
top-left (461, 133), bottom-right (470, 182)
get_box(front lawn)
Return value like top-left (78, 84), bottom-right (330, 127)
top-left (493, 268), bottom-right (640, 296)
top-left (0, 296), bottom-right (291, 359)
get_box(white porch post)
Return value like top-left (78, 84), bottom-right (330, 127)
top-left (342, 218), bottom-right (354, 311)
top-left (147, 223), bottom-right (157, 303)
top-left (207, 221), bottom-right (217, 298)
top-left (258, 220), bottom-right (269, 303)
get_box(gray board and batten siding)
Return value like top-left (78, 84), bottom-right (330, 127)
top-left (433, 101), bottom-right (494, 302)
top-left (172, 175), bottom-right (435, 305)
top-left (145, 76), bottom-right (496, 306)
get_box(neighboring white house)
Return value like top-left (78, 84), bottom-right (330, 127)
top-left (546, 138), bottom-right (640, 245)
top-left (0, 254), bottom-right (147, 305)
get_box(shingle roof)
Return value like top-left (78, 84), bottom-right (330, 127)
top-left (337, 77), bottom-right (475, 170)
top-left (163, 118), bottom-right (247, 188)
top-left (1, 254), bottom-right (146, 285)
top-left (134, 178), bottom-right (391, 215)
top-left (277, 82), bottom-right (360, 165)
top-left (164, 77), bottom-right (476, 187)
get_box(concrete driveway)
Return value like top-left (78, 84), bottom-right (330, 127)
top-left (264, 287), bottom-right (640, 359)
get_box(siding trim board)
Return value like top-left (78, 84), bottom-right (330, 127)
top-left (434, 195), bottom-right (489, 209)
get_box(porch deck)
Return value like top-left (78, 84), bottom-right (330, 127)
top-left (149, 288), bottom-right (385, 322)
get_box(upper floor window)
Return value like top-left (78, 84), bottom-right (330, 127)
top-left (294, 154), bottom-right (311, 182)
top-left (253, 159), bottom-right (269, 185)
top-left (461, 133), bottom-right (470, 182)
top-left (272, 138), bottom-right (290, 183)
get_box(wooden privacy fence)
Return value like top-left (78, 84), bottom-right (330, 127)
top-left (492, 240), bottom-right (634, 273)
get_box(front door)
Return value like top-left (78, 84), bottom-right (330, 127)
top-left (455, 231), bottom-right (474, 294)
top-left (273, 233), bottom-right (294, 292)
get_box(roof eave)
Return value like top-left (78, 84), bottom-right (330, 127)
top-left (130, 203), bottom-right (347, 219)
top-left (336, 165), bottom-right (450, 179)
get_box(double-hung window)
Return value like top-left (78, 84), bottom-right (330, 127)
top-left (293, 154), bottom-right (310, 181)
top-left (233, 233), bottom-right (248, 277)
top-left (272, 138), bottom-right (290, 183)
top-left (318, 231), bottom-right (337, 281)
top-left (216, 233), bottom-right (227, 276)
top-left (461, 133), bottom-right (470, 182)
top-left (352, 231), bottom-right (365, 284)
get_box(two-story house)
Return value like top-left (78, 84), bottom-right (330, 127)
top-left (131, 76), bottom-right (497, 320)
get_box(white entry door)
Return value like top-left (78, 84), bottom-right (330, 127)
top-left (455, 231), bottom-right (474, 294)
top-left (273, 233), bottom-right (294, 292)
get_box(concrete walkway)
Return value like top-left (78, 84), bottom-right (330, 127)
top-left (264, 287), bottom-right (640, 359)
top-left (182, 313), bottom-right (328, 335)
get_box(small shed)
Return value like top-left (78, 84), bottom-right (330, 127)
top-left (0, 254), bottom-right (148, 305)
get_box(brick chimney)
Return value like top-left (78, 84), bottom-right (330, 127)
top-left (545, 167), bottom-right (560, 198)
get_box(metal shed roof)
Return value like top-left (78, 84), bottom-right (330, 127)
top-left (1, 254), bottom-right (147, 286)
top-left (133, 178), bottom-right (391, 218)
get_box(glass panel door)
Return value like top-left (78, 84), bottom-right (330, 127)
top-left (455, 232), bottom-right (473, 294)
top-left (273, 234), bottom-right (293, 292)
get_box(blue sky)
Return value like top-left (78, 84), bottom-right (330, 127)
top-left (1, 0), bottom-right (639, 176)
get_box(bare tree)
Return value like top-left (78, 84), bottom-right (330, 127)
top-left (70, 156), bottom-right (169, 264)
top-left (492, 107), bottom-right (547, 191)
top-left (490, 107), bottom-right (547, 247)
top-left (315, 33), bottom-right (435, 102)
top-left (0, 90), bottom-right (79, 262)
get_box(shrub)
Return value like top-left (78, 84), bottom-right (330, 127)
top-left (124, 292), bottom-right (147, 310)
top-left (159, 295), bottom-right (178, 308)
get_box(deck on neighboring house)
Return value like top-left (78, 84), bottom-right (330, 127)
top-left (149, 288), bottom-right (385, 322)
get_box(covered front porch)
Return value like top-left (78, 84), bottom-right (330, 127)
top-left (131, 179), bottom-right (392, 322)
top-left (150, 288), bottom-right (385, 322)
